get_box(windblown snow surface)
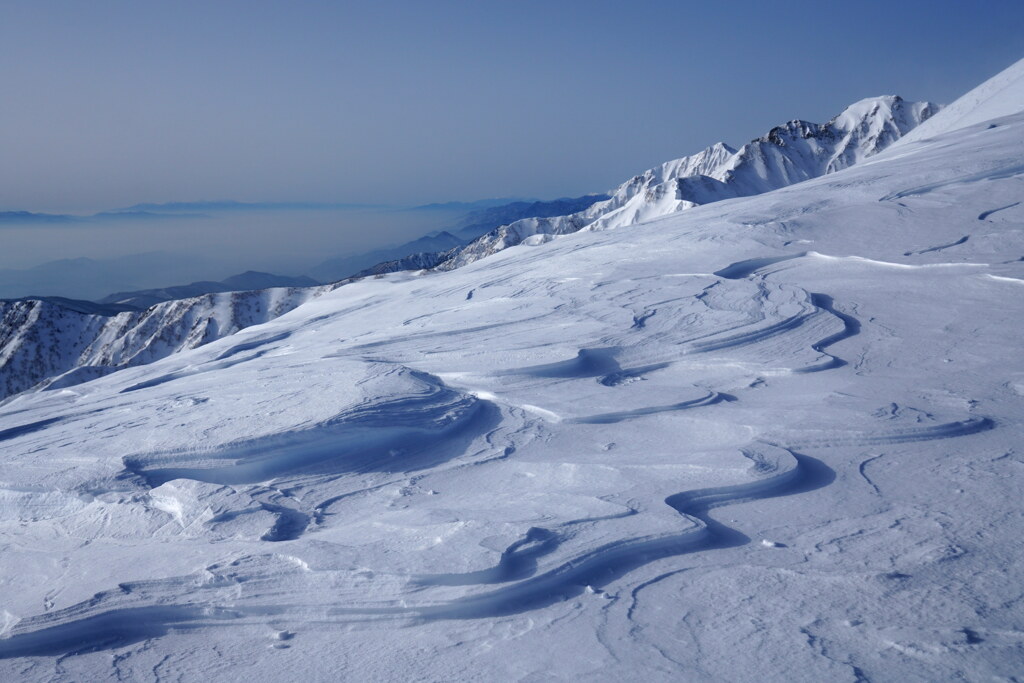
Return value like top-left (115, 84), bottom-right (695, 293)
top-left (1, 60), bottom-right (1023, 681)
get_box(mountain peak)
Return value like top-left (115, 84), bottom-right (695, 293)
top-left (433, 93), bottom-right (938, 272)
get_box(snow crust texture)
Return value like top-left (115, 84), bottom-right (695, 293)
top-left (0, 61), bottom-right (1023, 681)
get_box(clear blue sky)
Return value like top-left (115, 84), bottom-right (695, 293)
top-left (2, 0), bottom-right (1022, 212)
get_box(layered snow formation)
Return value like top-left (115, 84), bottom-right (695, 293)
top-left (0, 285), bottom-right (333, 400)
top-left (1, 60), bottom-right (1023, 680)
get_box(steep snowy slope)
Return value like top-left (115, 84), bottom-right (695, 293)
top-left (896, 57), bottom-right (1024, 145)
top-left (0, 62), bottom-right (1022, 681)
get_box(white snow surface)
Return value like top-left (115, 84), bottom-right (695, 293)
top-left (1, 64), bottom-right (1024, 681)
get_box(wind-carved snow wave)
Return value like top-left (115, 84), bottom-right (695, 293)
top-left (0, 444), bottom-right (833, 656)
top-left (0, 235), bottom-right (1006, 663)
top-left (121, 366), bottom-right (498, 487)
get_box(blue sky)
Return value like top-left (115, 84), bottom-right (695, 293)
top-left (1, 0), bottom-right (1022, 212)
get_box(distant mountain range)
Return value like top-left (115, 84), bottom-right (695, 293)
top-left (116, 200), bottom-right (387, 213)
top-left (306, 195), bottom-right (609, 282)
top-left (0, 210), bottom-right (207, 224)
top-left (0, 211), bottom-right (81, 224)
top-left (0, 253), bottom-right (233, 301)
top-left (0, 198), bottom-right (535, 224)
top-left (99, 271), bottom-right (321, 309)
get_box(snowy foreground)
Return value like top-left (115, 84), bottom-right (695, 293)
top-left (2, 65), bottom-right (1024, 681)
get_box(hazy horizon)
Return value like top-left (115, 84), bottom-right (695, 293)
top-left (1, 1), bottom-right (1021, 299)
top-left (0, 205), bottom-right (467, 286)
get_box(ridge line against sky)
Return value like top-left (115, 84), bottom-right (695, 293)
top-left (1, 0), bottom-right (1022, 213)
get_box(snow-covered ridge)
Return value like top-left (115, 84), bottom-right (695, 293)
top-left (436, 95), bottom-right (938, 270)
top-left (0, 285), bottom-right (334, 400)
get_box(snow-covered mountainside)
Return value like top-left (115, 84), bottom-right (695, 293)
top-left (1, 59), bottom-right (1022, 681)
top-left (306, 231), bottom-right (467, 283)
top-left (0, 95), bottom-right (935, 403)
top-left (436, 95), bottom-right (938, 271)
top-left (0, 285), bottom-right (333, 400)
top-left (306, 195), bottom-right (610, 283)
top-left (451, 194), bottom-right (610, 241)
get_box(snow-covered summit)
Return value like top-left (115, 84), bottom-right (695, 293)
top-left (819, 94), bottom-right (940, 160)
top-left (436, 95), bottom-right (938, 270)
top-left (728, 95), bottom-right (940, 188)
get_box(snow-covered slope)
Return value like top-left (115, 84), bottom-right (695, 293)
top-left (0, 62), bottom-right (1022, 681)
top-left (436, 95), bottom-right (938, 271)
top-left (0, 285), bottom-right (333, 400)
